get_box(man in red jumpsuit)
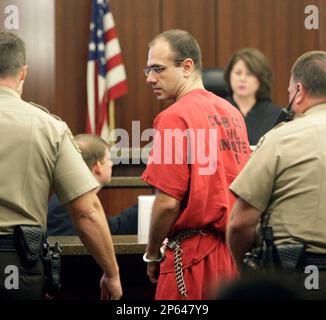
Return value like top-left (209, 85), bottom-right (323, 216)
top-left (142, 29), bottom-right (250, 300)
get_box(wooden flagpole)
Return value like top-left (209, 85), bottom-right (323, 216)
top-left (109, 99), bottom-right (116, 147)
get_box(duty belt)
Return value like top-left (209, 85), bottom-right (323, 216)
top-left (0, 234), bottom-right (15, 251)
top-left (164, 227), bottom-right (211, 298)
top-left (304, 252), bottom-right (326, 271)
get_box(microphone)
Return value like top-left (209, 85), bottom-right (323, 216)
top-left (274, 89), bottom-right (299, 126)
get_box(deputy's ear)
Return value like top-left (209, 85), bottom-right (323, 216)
top-left (19, 65), bottom-right (28, 81)
top-left (296, 82), bottom-right (305, 104)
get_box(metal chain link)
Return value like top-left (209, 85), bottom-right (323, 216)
top-left (165, 228), bottom-right (204, 298)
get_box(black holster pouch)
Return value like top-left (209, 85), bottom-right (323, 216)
top-left (244, 243), bottom-right (305, 274)
top-left (260, 226), bottom-right (275, 270)
top-left (243, 226), bottom-right (276, 272)
top-left (274, 243), bottom-right (305, 273)
top-left (243, 224), bottom-right (305, 274)
top-left (13, 224), bottom-right (62, 296)
top-left (43, 241), bottom-right (62, 296)
top-left (13, 225), bottom-right (44, 269)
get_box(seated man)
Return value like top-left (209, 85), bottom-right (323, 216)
top-left (47, 134), bottom-right (138, 236)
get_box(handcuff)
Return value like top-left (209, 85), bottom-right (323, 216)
top-left (143, 247), bottom-right (165, 263)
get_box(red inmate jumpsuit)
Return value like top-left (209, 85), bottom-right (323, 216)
top-left (142, 89), bottom-right (250, 299)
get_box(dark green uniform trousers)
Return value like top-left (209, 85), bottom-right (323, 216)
top-left (0, 251), bottom-right (45, 300)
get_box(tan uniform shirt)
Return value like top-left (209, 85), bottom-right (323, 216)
top-left (230, 103), bottom-right (326, 254)
top-left (0, 86), bottom-right (99, 235)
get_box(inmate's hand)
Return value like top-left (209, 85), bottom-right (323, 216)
top-left (147, 261), bottom-right (160, 284)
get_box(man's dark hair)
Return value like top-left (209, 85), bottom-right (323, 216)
top-left (224, 47), bottom-right (272, 100)
top-left (150, 29), bottom-right (202, 73)
top-left (291, 51), bottom-right (326, 97)
top-left (75, 134), bottom-right (109, 170)
top-left (0, 30), bottom-right (26, 78)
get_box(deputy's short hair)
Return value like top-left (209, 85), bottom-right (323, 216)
top-left (0, 30), bottom-right (26, 78)
top-left (291, 51), bottom-right (326, 97)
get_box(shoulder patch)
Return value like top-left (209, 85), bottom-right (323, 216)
top-left (28, 101), bottom-right (63, 121)
top-left (66, 129), bottom-right (82, 153)
top-left (28, 101), bottom-right (50, 114)
top-left (273, 122), bottom-right (286, 130)
top-left (252, 121), bottom-right (286, 153)
top-left (252, 135), bottom-right (266, 153)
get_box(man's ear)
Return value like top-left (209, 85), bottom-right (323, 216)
top-left (182, 58), bottom-right (194, 77)
top-left (92, 161), bottom-right (102, 176)
top-left (296, 82), bottom-right (305, 104)
top-left (16, 65), bottom-right (28, 96)
top-left (19, 65), bottom-right (28, 82)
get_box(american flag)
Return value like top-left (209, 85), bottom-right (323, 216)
top-left (87, 0), bottom-right (127, 139)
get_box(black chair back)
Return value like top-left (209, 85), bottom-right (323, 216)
top-left (202, 68), bottom-right (228, 98)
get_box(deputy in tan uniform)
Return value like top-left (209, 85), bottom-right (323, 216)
top-left (227, 51), bottom-right (326, 299)
top-left (0, 31), bottom-right (122, 299)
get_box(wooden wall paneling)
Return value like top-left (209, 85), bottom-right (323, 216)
top-left (217, 0), bottom-right (290, 104)
top-left (0, 0), bottom-right (55, 110)
top-left (4, 0), bottom-right (323, 146)
top-left (216, 0), bottom-right (320, 106)
top-left (319, 0), bottom-right (326, 50)
top-left (55, 0), bottom-right (91, 134)
top-left (98, 187), bottom-right (154, 217)
top-left (161, 0), bottom-right (217, 68)
top-left (269, 0), bottom-right (320, 106)
top-left (215, 0), bottom-right (232, 64)
top-left (216, 0), bottom-right (274, 62)
top-left (159, 0), bottom-right (216, 112)
top-left (110, 0), bottom-right (161, 147)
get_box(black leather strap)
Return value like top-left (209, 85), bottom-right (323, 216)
top-left (0, 234), bottom-right (15, 251)
top-left (304, 252), bottom-right (326, 270)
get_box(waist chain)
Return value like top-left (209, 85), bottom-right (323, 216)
top-left (164, 227), bottom-right (211, 298)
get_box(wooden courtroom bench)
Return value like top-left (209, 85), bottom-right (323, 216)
top-left (98, 177), bottom-right (155, 217)
top-left (49, 235), bottom-right (156, 300)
